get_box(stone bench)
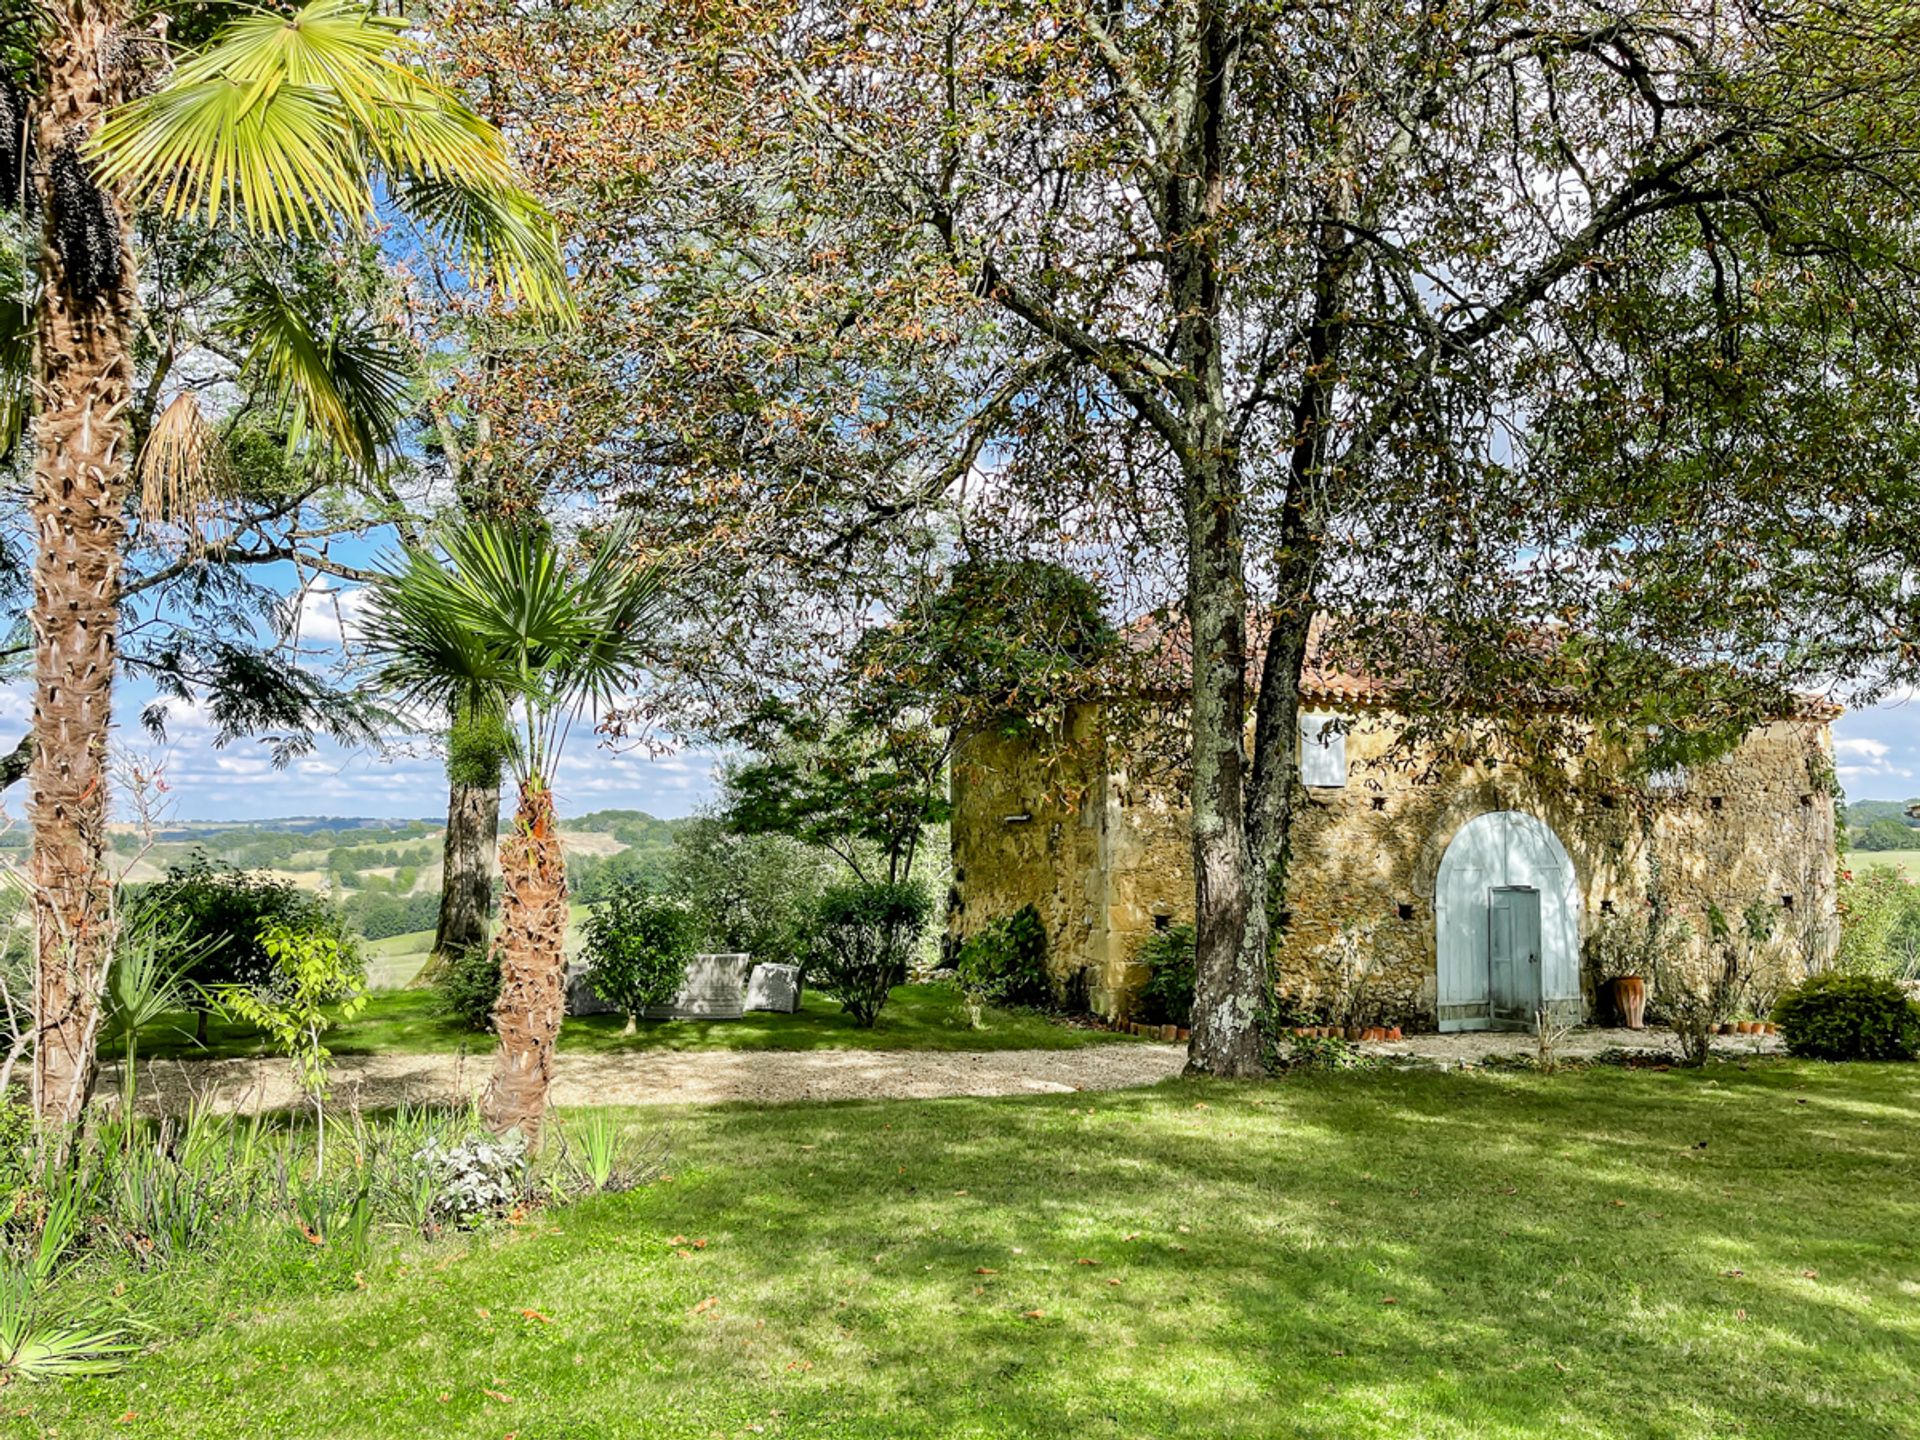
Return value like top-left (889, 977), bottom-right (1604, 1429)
top-left (565, 953), bottom-right (754, 1021)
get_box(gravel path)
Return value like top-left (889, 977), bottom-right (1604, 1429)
top-left (113, 1025), bottom-right (1782, 1116)
top-left (116, 1044), bottom-right (1193, 1116)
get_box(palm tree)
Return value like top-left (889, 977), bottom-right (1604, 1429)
top-left (363, 519), bottom-right (673, 1140)
top-left (14, 0), bottom-right (568, 1122)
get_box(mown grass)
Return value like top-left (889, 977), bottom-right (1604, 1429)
top-left (133, 984), bottom-right (1139, 1063)
top-left (16, 1061), bottom-right (1920, 1438)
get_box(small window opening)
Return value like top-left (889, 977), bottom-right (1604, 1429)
top-left (1275, 908), bottom-right (1294, 934)
top-left (1800, 793), bottom-right (1815, 808)
top-left (1371, 796), bottom-right (1388, 812)
top-left (1153, 913), bottom-right (1171, 932)
top-left (1396, 902), bottom-right (1415, 922)
top-left (1708, 795), bottom-right (1724, 812)
top-left (1600, 899), bottom-right (1616, 915)
top-left (1598, 793), bottom-right (1617, 809)
top-left (1781, 894), bottom-right (1795, 910)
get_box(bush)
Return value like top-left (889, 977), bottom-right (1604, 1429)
top-left (129, 853), bottom-right (359, 1037)
top-left (581, 881), bottom-right (699, 1030)
top-left (668, 815), bottom-right (834, 963)
top-left (955, 905), bottom-right (1051, 1006)
top-left (434, 944), bottom-right (503, 1031)
top-left (1835, 866), bottom-right (1920, 979)
top-left (807, 879), bottom-right (931, 1027)
top-left (1133, 923), bottom-right (1196, 1026)
top-left (1772, 972), bottom-right (1920, 1061)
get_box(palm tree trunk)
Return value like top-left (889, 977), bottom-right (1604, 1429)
top-left (29, 0), bottom-right (139, 1123)
top-left (481, 779), bottom-right (568, 1142)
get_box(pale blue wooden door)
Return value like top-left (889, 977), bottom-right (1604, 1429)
top-left (1488, 886), bottom-right (1542, 1025)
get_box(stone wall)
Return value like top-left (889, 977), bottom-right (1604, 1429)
top-left (948, 704), bottom-right (1838, 1029)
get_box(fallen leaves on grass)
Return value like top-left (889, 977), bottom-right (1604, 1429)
top-left (1021, 1309), bottom-right (1046, 1320)
top-left (482, 1388), bottom-right (515, 1404)
top-left (520, 1309), bottom-right (552, 1325)
top-left (692, 1296), bottom-right (720, 1315)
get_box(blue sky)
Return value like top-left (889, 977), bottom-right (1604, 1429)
top-left (21, 668), bottom-right (1907, 827)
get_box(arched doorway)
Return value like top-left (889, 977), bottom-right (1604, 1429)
top-left (1435, 811), bottom-right (1582, 1031)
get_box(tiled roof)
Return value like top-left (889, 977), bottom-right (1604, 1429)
top-left (1116, 610), bottom-right (1839, 720)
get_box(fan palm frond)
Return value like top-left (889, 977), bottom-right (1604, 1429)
top-left (362, 518), bottom-right (675, 780)
top-left (91, 0), bottom-right (570, 316)
top-left (226, 275), bottom-right (412, 470)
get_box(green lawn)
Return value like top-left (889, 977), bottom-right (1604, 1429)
top-left (18, 1062), bottom-right (1920, 1438)
top-left (1851, 848), bottom-right (1920, 875)
top-left (135, 983), bottom-right (1138, 1062)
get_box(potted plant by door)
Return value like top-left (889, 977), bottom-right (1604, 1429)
top-left (1584, 912), bottom-right (1649, 1029)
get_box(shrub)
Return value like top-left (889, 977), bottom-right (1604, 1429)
top-left (581, 881), bottom-right (699, 1031)
top-left (1834, 866), bottom-right (1920, 979)
top-left (807, 879), bottom-right (931, 1027)
top-left (414, 1131), bottom-right (528, 1224)
top-left (1772, 972), bottom-right (1920, 1061)
top-left (131, 853), bottom-right (359, 1038)
top-left (1133, 923), bottom-right (1196, 1027)
top-left (668, 814), bottom-right (834, 963)
top-left (434, 944), bottom-right (503, 1031)
top-left (955, 905), bottom-right (1050, 1006)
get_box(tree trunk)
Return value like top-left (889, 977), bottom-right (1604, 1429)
top-left (481, 780), bottom-right (568, 1142)
top-left (28, 0), bottom-right (139, 1124)
top-left (424, 775), bottom-right (500, 980)
top-left (1168, 4), bottom-right (1266, 1077)
top-left (1179, 448), bottom-right (1258, 1076)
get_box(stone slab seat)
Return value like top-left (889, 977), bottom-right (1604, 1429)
top-left (745, 962), bottom-right (802, 1014)
top-left (643, 953), bottom-right (752, 1021)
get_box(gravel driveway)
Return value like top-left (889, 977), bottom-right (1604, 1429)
top-left (116, 1043), bottom-right (1193, 1116)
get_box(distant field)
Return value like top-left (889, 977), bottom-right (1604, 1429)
top-left (1851, 850), bottom-right (1919, 875)
top-left (361, 903), bottom-right (593, 990)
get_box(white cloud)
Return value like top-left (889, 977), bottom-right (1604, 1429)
top-left (1835, 736), bottom-right (1892, 762)
top-left (286, 578), bottom-right (374, 648)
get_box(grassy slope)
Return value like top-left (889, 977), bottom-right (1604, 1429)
top-left (19, 1062), bottom-right (1920, 1439)
top-left (1850, 849), bottom-right (1919, 875)
top-left (134, 984), bottom-right (1140, 1061)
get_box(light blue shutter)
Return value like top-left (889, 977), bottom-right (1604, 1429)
top-left (1299, 712), bottom-right (1347, 788)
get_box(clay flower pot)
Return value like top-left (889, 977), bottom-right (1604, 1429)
top-left (1614, 975), bottom-right (1648, 1030)
top-left (1739, 1021), bottom-right (1760, 1035)
top-left (1345, 1026), bottom-right (1364, 1041)
top-left (1176, 1027), bottom-right (1190, 1041)
top-left (1160, 1024), bottom-right (1179, 1041)
top-left (1715, 1023), bottom-right (1734, 1036)
top-left (1386, 1026), bottom-right (1402, 1041)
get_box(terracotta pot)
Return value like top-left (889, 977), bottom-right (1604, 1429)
top-left (1739, 1021), bottom-right (1760, 1035)
top-left (1160, 1024), bottom-right (1178, 1041)
top-left (1715, 1023), bottom-right (1733, 1035)
top-left (1366, 1026), bottom-right (1385, 1042)
top-left (1177, 1027), bottom-right (1190, 1041)
top-left (1766, 1022), bottom-right (1780, 1035)
top-left (1614, 975), bottom-right (1648, 1030)
top-left (1387, 1026), bottom-right (1402, 1041)
top-left (1345, 1026), bottom-right (1364, 1041)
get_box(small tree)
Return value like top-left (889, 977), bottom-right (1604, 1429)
top-left (807, 880), bottom-right (931, 1028)
top-left (581, 884), bottom-right (698, 1034)
top-left (214, 921), bottom-right (367, 1173)
top-left (135, 854), bottom-right (355, 1042)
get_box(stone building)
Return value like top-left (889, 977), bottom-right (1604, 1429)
top-left (946, 625), bottom-right (1839, 1031)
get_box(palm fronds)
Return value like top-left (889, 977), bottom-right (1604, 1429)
top-left (362, 519), bottom-right (675, 781)
top-left (90, 0), bottom-right (570, 315)
top-left (225, 272), bottom-right (412, 470)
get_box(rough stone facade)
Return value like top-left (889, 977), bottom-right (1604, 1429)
top-left (948, 703), bottom-right (1838, 1030)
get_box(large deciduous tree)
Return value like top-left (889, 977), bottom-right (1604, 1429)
top-left (451, 0), bottom-right (1920, 1075)
top-left (15, 0), bottom-right (566, 1120)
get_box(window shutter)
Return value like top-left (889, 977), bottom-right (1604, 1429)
top-left (1300, 712), bottom-right (1347, 788)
